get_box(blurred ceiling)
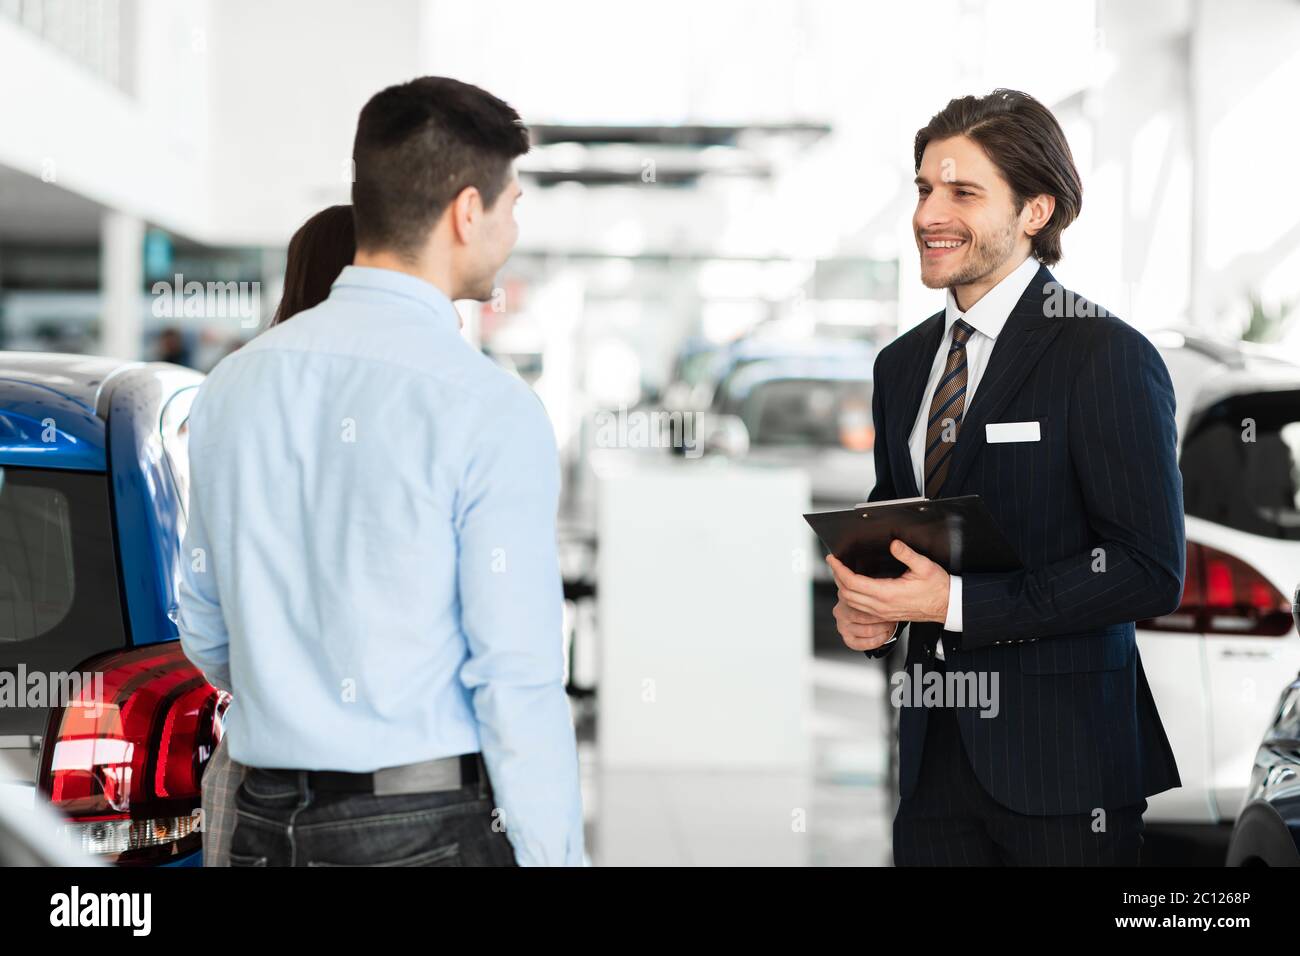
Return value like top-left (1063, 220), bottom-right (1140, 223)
top-left (521, 122), bottom-right (832, 187)
top-left (0, 166), bottom-right (105, 243)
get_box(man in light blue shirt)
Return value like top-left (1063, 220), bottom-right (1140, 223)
top-left (178, 77), bottom-right (583, 867)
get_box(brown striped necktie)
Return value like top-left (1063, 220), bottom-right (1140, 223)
top-left (923, 318), bottom-right (976, 497)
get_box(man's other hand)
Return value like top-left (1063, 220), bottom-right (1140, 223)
top-left (832, 597), bottom-right (899, 652)
top-left (827, 540), bottom-right (950, 629)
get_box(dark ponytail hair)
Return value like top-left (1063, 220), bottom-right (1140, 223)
top-left (270, 204), bottom-right (356, 326)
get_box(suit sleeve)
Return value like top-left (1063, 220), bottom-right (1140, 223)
top-left (867, 351), bottom-right (898, 504)
top-left (862, 351), bottom-right (906, 659)
top-left (958, 323), bottom-right (1185, 650)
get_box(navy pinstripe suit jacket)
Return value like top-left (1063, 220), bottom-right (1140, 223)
top-left (869, 265), bottom-right (1183, 815)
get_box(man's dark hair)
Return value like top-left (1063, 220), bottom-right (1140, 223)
top-left (351, 76), bottom-right (530, 258)
top-left (914, 89), bottom-right (1082, 266)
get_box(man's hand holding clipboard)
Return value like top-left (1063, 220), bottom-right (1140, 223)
top-left (804, 495), bottom-right (1023, 653)
top-left (825, 541), bottom-right (951, 651)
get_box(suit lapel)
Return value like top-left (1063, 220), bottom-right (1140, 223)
top-left (938, 264), bottom-right (1064, 496)
top-left (891, 311), bottom-right (944, 498)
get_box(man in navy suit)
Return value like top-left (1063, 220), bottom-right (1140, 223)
top-left (829, 90), bottom-right (1183, 866)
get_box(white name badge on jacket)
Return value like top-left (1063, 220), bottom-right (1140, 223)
top-left (986, 421), bottom-right (1041, 443)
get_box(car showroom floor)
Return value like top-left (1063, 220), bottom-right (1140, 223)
top-left (577, 654), bottom-right (893, 867)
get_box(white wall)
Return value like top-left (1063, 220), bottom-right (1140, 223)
top-left (1195, 0), bottom-right (1300, 333)
top-left (204, 0), bottom-right (424, 245)
top-left (0, 0), bottom-right (213, 238)
top-left (983, 0), bottom-right (1300, 338)
top-left (0, 0), bottom-right (424, 246)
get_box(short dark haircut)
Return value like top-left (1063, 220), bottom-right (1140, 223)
top-left (914, 89), bottom-right (1082, 266)
top-left (270, 204), bottom-right (355, 327)
top-left (351, 76), bottom-right (530, 258)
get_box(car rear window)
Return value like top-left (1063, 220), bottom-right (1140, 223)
top-left (0, 479), bottom-right (75, 642)
top-left (0, 466), bottom-right (126, 736)
top-left (1181, 390), bottom-right (1300, 540)
top-left (740, 378), bottom-right (874, 449)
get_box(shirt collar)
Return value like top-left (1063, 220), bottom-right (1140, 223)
top-left (943, 254), bottom-right (1040, 342)
top-left (330, 265), bottom-right (460, 329)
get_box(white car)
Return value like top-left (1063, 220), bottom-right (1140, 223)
top-left (1139, 332), bottom-right (1300, 829)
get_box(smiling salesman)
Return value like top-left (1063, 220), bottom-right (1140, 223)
top-left (828, 90), bottom-right (1184, 866)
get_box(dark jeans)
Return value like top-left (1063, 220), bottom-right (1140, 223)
top-left (229, 760), bottom-right (517, 867)
top-left (893, 686), bottom-right (1146, 866)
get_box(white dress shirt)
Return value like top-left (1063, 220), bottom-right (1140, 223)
top-left (902, 253), bottom-right (1039, 657)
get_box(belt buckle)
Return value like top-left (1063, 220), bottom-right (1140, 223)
top-left (373, 755), bottom-right (463, 796)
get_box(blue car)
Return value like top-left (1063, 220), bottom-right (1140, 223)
top-left (0, 352), bottom-right (222, 866)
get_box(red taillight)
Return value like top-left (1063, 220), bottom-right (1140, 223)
top-left (38, 642), bottom-right (228, 865)
top-left (1200, 546), bottom-right (1293, 635)
top-left (1141, 542), bottom-right (1293, 637)
top-left (1205, 556), bottom-right (1233, 608)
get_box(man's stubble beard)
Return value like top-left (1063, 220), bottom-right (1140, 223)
top-left (464, 278), bottom-right (496, 302)
top-left (459, 266), bottom-right (498, 303)
top-left (920, 213), bottom-right (1020, 291)
top-left (461, 248), bottom-right (509, 302)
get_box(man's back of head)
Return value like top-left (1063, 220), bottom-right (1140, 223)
top-left (351, 77), bottom-right (530, 301)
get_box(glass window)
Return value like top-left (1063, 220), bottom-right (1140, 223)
top-left (0, 466), bottom-right (126, 735)
top-left (0, 477), bottom-right (74, 641)
top-left (1181, 390), bottom-right (1300, 541)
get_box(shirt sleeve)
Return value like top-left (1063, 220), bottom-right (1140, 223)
top-left (454, 384), bottom-right (585, 866)
top-left (177, 466), bottom-right (232, 694)
top-left (943, 575), bottom-right (963, 632)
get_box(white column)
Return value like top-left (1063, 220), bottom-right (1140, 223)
top-left (99, 210), bottom-right (145, 359)
top-left (1186, 0), bottom-right (1211, 333)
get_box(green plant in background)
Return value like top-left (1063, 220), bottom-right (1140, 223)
top-left (1241, 293), bottom-right (1296, 344)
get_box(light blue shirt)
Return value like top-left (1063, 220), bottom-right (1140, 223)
top-left (177, 265), bottom-right (584, 866)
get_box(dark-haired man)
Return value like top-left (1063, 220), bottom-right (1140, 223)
top-left (828, 90), bottom-right (1183, 865)
top-left (179, 77), bottom-right (584, 866)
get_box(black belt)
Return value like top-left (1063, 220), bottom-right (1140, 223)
top-left (269, 753), bottom-right (483, 795)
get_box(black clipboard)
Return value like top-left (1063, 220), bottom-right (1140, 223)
top-left (803, 494), bottom-right (1022, 578)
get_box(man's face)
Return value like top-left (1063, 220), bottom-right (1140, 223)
top-left (460, 171), bottom-right (522, 301)
top-left (912, 135), bottom-right (1023, 290)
